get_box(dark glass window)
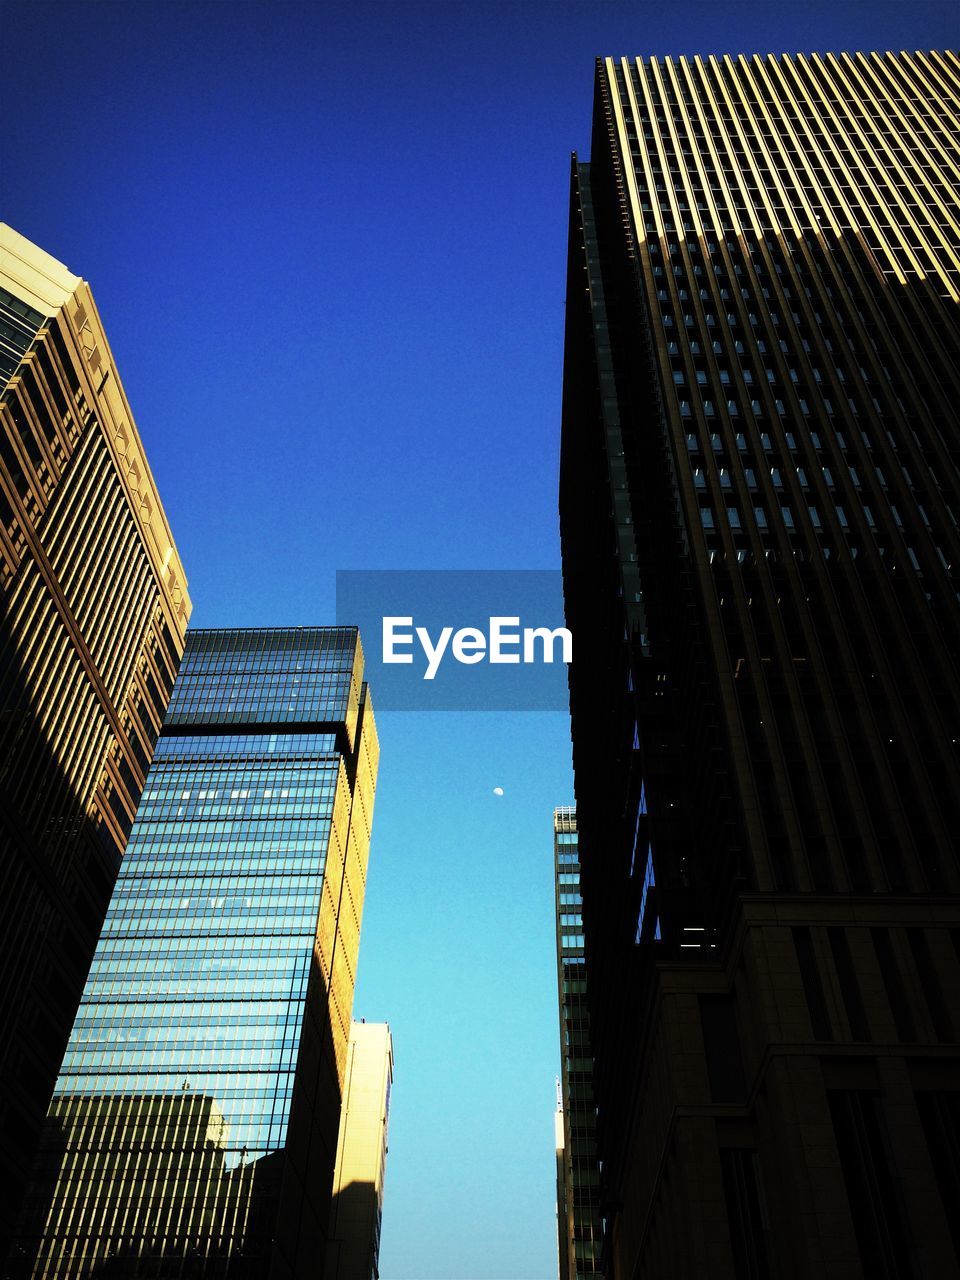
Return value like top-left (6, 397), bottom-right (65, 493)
top-left (828, 1090), bottom-right (916, 1279)
top-left (699, 995), bottom-right (746, 1102)
top-left (793, 927), bottom-right (833, 1040)
top-left (720, 1148), bottom-right (773, 1280)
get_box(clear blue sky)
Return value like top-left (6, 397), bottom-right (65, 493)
top-left (3, 2), bottom-right (956, 1276)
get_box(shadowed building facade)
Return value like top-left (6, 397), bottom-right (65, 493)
top-left (325, 1022), bottom-right (393, 1280)
top-left (560, 51), bottom-right (960, 1279)
top-left (553, 807), bottom-right (602, 1279)
top-left (0, 226), bottom-right (190, 1255)
top-left (14, 627), bottom-right (379, 1278)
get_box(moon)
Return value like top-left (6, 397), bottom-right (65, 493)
top-left (493, 786), bottom-right (504, 797)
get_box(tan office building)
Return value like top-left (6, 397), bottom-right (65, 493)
top-left (326, 1022), bottom-right (394, 1280)
top-left (561, 50), bottom-right (960, 1279)
top-left (0, 225), bottom-right (190, 1254)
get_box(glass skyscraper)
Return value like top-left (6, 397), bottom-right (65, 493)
top-left (15, 627), bottom-right (379, 1278)
top-left (553, 807), bottom-right (602, 1280)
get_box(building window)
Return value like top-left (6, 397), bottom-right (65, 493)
top-left (699, 996), bottom-right (746, 1102)
top-left (793, 927), bottom-right (833, 1040)
top-left (635, 845), bottom-right (656, 942)
top-left (720, 1148), bottom-right (773, 1280)
top-left (828, 928), bottom-right (871, 1042)
top-left (906, 930), bottom-right (953, 1043)
top-left (871, 928), bottom-right (917, 1042)
top-left (828, 1091), bottom-right (916, 1278)
top-left (915, 1091), bottom-right (960, 1261)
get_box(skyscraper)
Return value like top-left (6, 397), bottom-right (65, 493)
top-left (15, 627), bottom-right (379, 1278)
top-left (560, 51), bottom-right (960, 1278)
top-left (553, 807), bottom-right (602, 1280)
top-left (0, 225), bottom-right (190, 1251)
top-left (326, 1021), bottom-right (393, 1280)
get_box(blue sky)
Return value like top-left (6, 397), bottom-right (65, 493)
top-left (4, 1), bottom-right (957, 1275)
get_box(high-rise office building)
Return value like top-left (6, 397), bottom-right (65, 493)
top-left (553, 807), bottom-right (602, 1280)
top-left (561, 51), bottom-right (960, 1278)
top-left (326, 1021), bottom-right (393, 1280)
top-left (0, 225), bottom-right (190, 1252)
top-left (14, 627), bottom-right (379, 1278)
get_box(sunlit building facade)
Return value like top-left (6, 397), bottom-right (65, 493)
top-left (553, 807), bottom-right (602, 1280)
top-left (561, 51), bottom-right (960, 1278)
top-left (554, 1086), bottom-right (570, 1280)
top-left (0, 225), bottom-right (190, 1254)
top-left (15, 627), bottom-right (379, 1278)
top-left (326, 1021), bottom-right (393, 1280)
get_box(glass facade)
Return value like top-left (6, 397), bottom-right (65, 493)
top-left (553, 807), bottom-right (602, 1280)
top-left (16, 627), bottom-right (379, 1279)
top-left (0, 284), bottom-right (45, 382)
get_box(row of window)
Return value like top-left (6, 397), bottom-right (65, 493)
top-left (618, 53), bottom-right (958, 285)
top-left (699, 501), bottom-right (863, 530)
top-left (155, 731), bottom-right (340, 758)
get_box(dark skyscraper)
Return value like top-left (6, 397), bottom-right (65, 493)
top-left (0, 225), bottom-right (190, 1254)
top-left (553, 807), bottom-right (602, 1280)
top-left (15, 627), bottom-right (379, 1278)
top-left (560, 51), bottom-right (960, 1279)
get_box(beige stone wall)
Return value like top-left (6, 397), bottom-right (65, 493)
top-left (326, 1021), bottom-right (393, 1280)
